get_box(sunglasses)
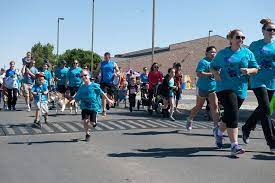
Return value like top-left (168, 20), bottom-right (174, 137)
top-left (154, 66), bottom-right (159, 69)
top-left (74, 62), bottom-right (78, 64)
top-left (266, 28), bottom-right (275, 32)
top-left (235, 36), bottom-right (246, 40)
top-left (81, 74), bottom-right (88, 78)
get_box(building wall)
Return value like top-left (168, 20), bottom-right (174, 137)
top-left (115, 36), bottom-right (228, 84)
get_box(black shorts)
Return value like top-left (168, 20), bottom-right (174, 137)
top-left (100, 83), bottom-right (114, 96)
top-left (57, 85), bottom-right (66, 94)
top-left (81, 109), bottom-right (97, 122)
top-left (175, 88), bottom-right (182, 100)
top-left (69, 86), bottom-right (79, 96)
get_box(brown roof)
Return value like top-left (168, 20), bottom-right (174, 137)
top-left (114, 35), bottom-right (229, 83)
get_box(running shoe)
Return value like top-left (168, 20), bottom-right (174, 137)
top-left (186, 117), bottom-right (193, 131)
top-left (241, 126), bottom-right (250, 144)
top-left (92, 122), bottom-right (97, 128)
top-left (231, 144), bottom-right (245, 156)
top-left (169, 115), bottom-right (176, 121)
top-left (102, 111), bottom-right (106, 116)
top-left (85, 134), bottom-right (91, 142)
top-left (213, 126), bottom-right (223, 149)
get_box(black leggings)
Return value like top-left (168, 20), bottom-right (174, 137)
top-left (217, 90), bottom-right (244, 128)
top-left (7, 88), bottom-right (18, 109)
top-left (243, 87), bottom-right (275, 147)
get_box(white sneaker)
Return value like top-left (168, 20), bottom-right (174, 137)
top-left (186, 117), bottom-right (193, 131)
top-left (26, 105), bottom-right (31, 112)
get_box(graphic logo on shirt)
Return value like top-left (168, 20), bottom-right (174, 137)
top-left (224, 57), bottom-right (233, 63)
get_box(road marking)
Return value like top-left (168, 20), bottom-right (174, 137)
top-left (154, 119), bottom-right (179, 128)
top-left (125, 120), bottom-right (147, 128)
top-left (31, 126), bottom-right (42, 134)
top-left (42, 125), bottom-right (55, 133)
top-left (51, 123), bottom-right (67, 132)
top-left (117, 120), bottom-right (137, 129)
top-left (72, 122), bottom-right (84, 130)
top-left (106, 121), bottom-right (126, 130)
top-left (136, 120), bottom-right (157, 128)
top-left (95, 125), bottom-right (103, 131)
top-left (146, 119), bottom-right (170, 128)
top-left (62, 123), bottom-right (79, 132)
top-left (5, 127), bottom-right (15, 135)
top-left (98, 122), bottom-right (115, 130)
top-left (164, 120), bottom-right (185, 127)
top-left (17, 127), bottom-right (29, 134)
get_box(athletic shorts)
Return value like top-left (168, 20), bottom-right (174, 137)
top-left (175, 88), bottom-right (182, 100)
top-left (196, 88), bottom-right (215, 98)
top-left (34, 101), bottom-right (49, 114)
top-left (100, 83), bottom-right (114, 96)
top-left (23, 83), bottom-right (33, 97)
top-left (81, 109), bottom-right (97, 122)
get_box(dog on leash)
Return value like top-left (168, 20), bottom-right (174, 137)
top-left (48, 91), bottom-right (78, 114)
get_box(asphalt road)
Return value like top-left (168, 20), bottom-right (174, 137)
top-left (0, 91), bottom-right (274, 183)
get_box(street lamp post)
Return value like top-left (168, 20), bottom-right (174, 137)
top-left (90, 0), bottom-right (95, 72)
top-left (57, 17), bottom-right (64, 60)
top-left (151, 0), bottom-right (155, 64)
top-left (207, 30), bottom-right (213, 47)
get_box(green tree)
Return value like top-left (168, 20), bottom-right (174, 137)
top-left (58, 48), bottom-right (101, 70)
top-left (31, 42), bottom-right (56, 69)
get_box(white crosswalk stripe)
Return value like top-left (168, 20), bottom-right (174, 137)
top-left (17, 127), bottom-right (29, 134)
top-left (51, 123), bottom-right (67, 132)
top-left (146, 119), bottom-right (170, 128)
top-left (106, 121), bottom-right (126, 129)
top-left (117, 120), bottom-right (137, 129)
top-left (42, 125), bottom-right (55, 133)
top-left (61, 123), bottom-right (79, 132)
top-left (6, 127), bottom-right (15, 135)
top-left (98, 122), bottom-right (115, 130)
top-left (154, 119), bottom-right (179, 128)
top-left (125, 120), bottom-right (147, 128)
top-left (136, 120), bottom-right (157, 128)
top-left (32, 126), bottom-right (42, 134)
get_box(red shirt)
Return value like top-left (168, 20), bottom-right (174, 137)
top-left (148, 71), bottom-right (163, 90)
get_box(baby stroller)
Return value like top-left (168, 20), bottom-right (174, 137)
top-left (151, 83), bottom-right (164, 114)
top-left (137, 83), bottom-right (150, 111)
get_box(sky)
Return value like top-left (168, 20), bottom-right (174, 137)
top-left (0, 0), bottom-right (274, 69)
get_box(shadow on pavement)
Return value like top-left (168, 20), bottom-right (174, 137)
top-left (108, 147), bottom-right (230, 158)
top-left (252, 154), bottom-right (275, 160)
top-left (123, 130), bottom-right (180, 136)
top-left (8, 138), bottom-right (80, 145)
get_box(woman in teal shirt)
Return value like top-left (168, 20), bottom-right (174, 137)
top-left (242, 18), bottom-right (275, 153)
top-left (186, 46), bottom-right (219, 131)
top-left (211, 29), bottom-right (258, 156)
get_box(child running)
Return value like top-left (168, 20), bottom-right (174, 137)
top-left (186, 46), bottom-right (219, 131)
top-left (31, 73), bottom-right (49, 127)
top-left (128, 77), bottom-right (138, 112)
top-left (70, 70), bottom-right (113, 141)
top-left (161, 68), bottom-right (176, 121)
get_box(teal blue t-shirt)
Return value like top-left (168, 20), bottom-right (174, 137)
top-left (54, 67), bottom-right (69, 85)
top-left (31, 83), bottom-right (48, 103)
top-left (67, 67), bottom-right (82, 87)
top-left (249, 39), bottom-right (275, 90)
top-left (210, 47), bottom-right (258, 99)
top-left (196, 58), bottom-right (216, 91)
top-left (74, 82), bottom-right (104, 112)
top-left (43, 70), bottom-right (52, 85)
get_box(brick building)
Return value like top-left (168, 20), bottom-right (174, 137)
top-left (114, 35), bottom-right (228, 84)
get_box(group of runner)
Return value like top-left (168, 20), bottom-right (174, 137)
top-left (0, 18), bottom-right (274, 156)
